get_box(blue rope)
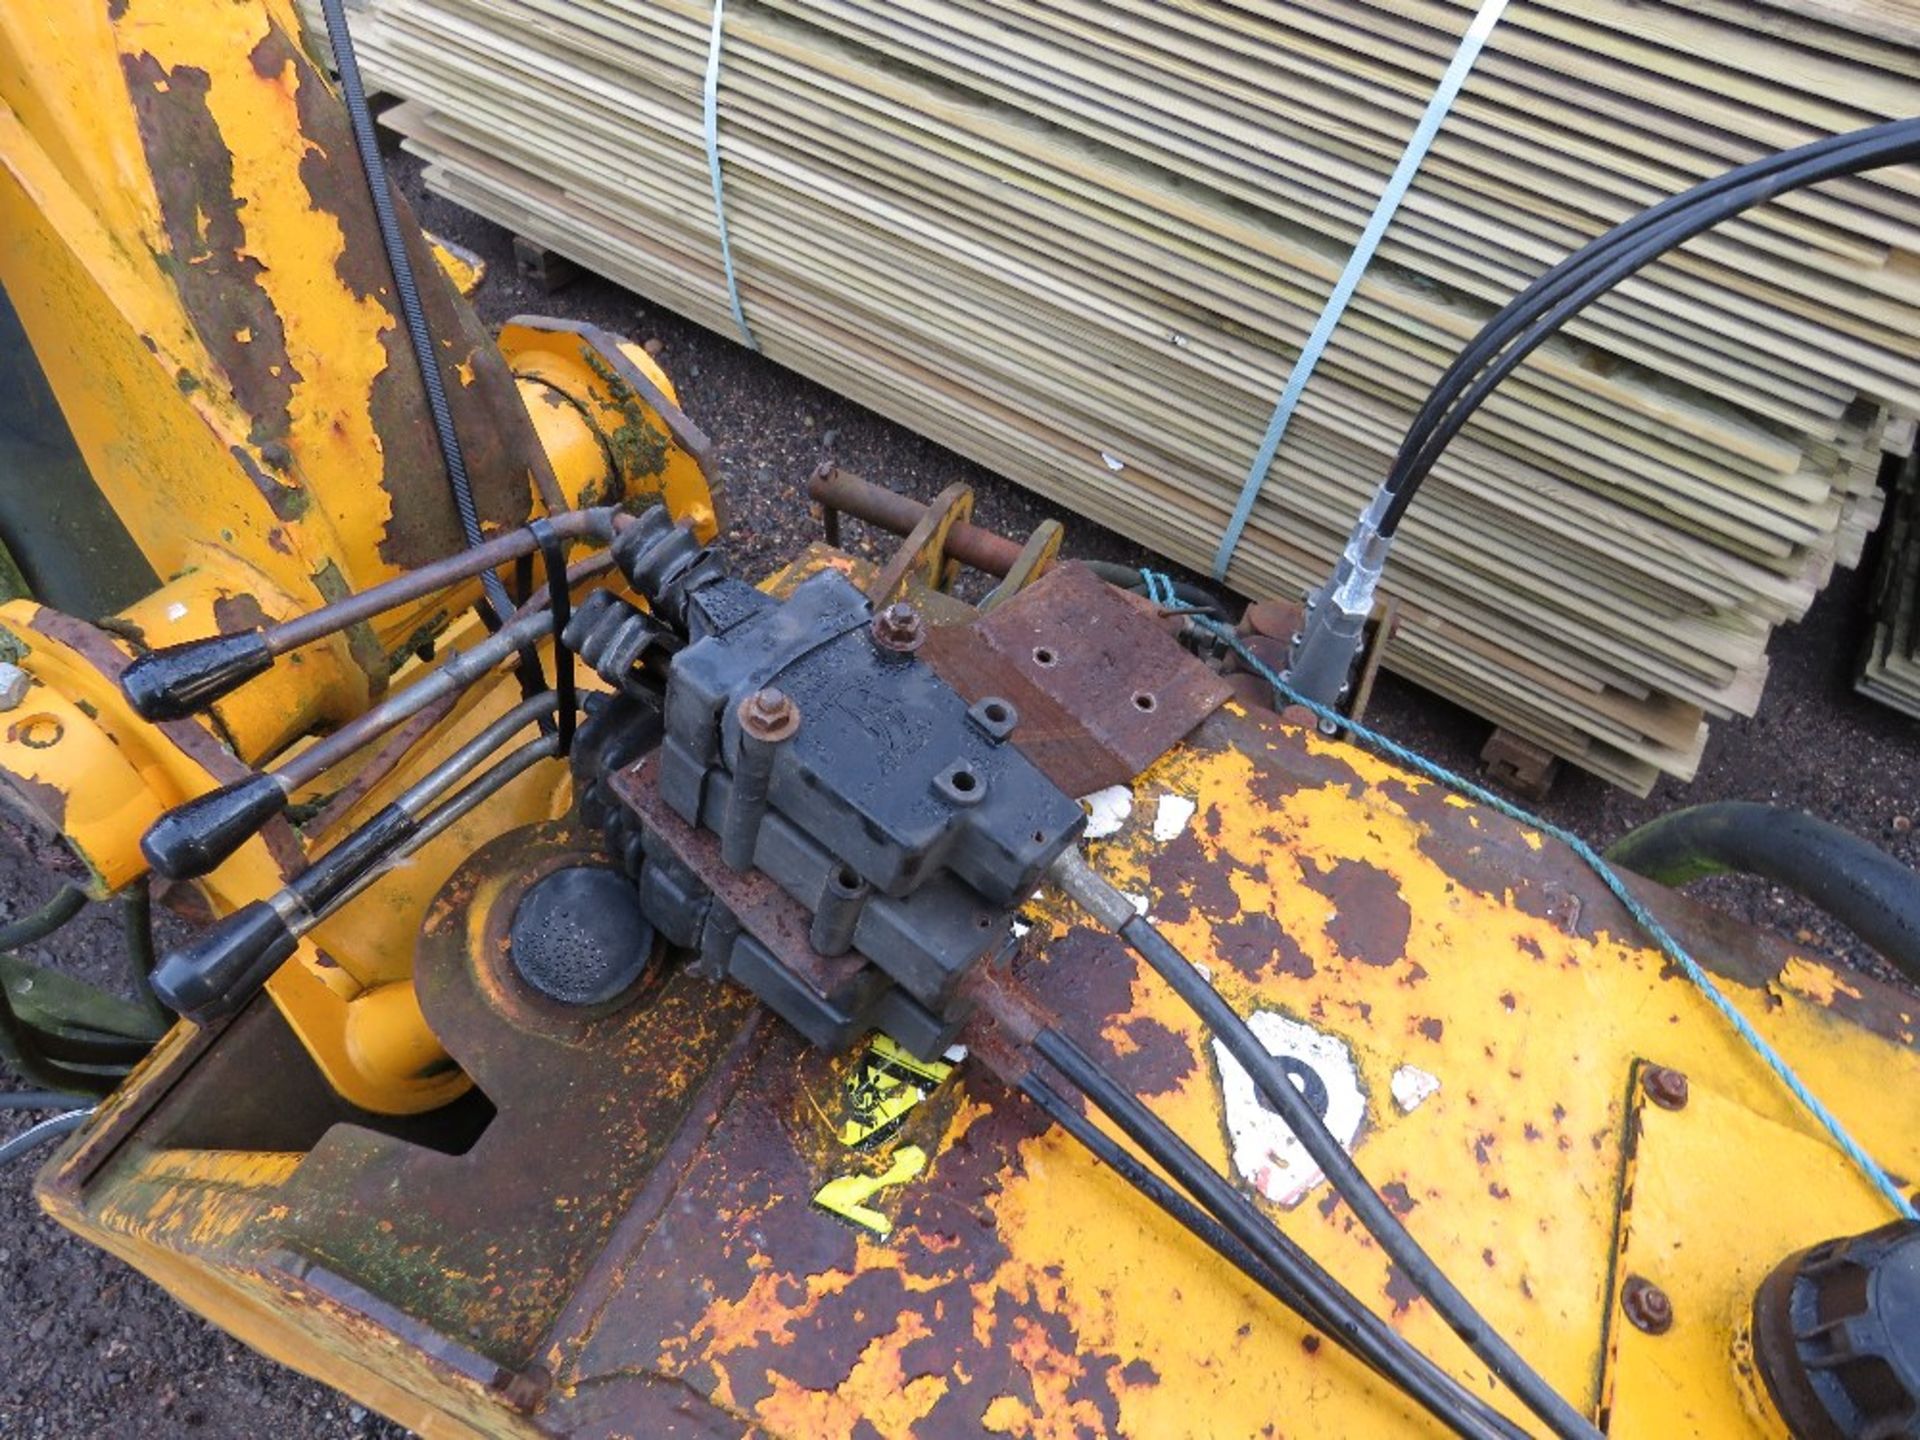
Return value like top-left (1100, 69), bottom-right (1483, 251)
top-left (1208, 0), bottom-right (1511, 583)
top-left (1140, 570), bottom-right (1917, 1219)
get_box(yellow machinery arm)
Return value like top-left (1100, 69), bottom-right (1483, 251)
top-left (0, 0), bottom-right (717, 1110)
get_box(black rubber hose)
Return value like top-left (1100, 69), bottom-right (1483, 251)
top-left (1082, 561), bottom-right (1230, 620)
top-left (1021, 1062), bottom-right (1527, 1440)
top-left (1380, 119), bottom-right (1920, 537)
top-left (0, 886), bottom-right (87, 952)
top-left (1605, 802), bottom-right (1920, 981)
top-left (316, 0), bottom-right (514, 630)
top-left (1117, 915), bottom-right (1598, 1439)
top-left (1385, 119), bottom-right (1920, 501)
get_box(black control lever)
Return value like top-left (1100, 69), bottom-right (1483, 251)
top-left (153, 695), bottom-right (565, 1021)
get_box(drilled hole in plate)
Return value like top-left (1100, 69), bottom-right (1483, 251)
top-left (1032, 646), bottom-right (1058, 667)
top-left (983, 701), bottom-right (1011, 724)
top-left (1132, 691), bottom-right (1158, 712)
top-left (835, 865), bottom-right (861, 891)
top-left (949, 768), bottom-right (978, 793)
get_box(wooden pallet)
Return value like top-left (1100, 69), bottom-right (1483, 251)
top-left (320, 0), bottom-right (1920, 790)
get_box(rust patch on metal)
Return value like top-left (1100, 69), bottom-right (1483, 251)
top-left (121, 49), bottom-right (311, 515)
top-left (923, 563), bottom-right (1229, 796)
top-left (212, 592), bottom-right (270, 636)
top-left (1298, 855), bottom-right (1412, 968)
top-left (1210, 910), bottom-right (1315, 980)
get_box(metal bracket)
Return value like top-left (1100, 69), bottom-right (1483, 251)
top-left (866, 483), bottom-right (973, 608)
top-left (980, 520), bottom-right (1064, 612)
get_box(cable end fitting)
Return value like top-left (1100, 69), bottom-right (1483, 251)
top-left (1047, 848), bottom-right (1137, 932)
top-left (1285, 518), bottom-right (1394, 713)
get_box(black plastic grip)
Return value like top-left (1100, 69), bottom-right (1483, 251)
top-left (288, 803), bottom-right (416, 914)
top-left (120, 631), bottom-right (274, 721)
top-left (150, 899), bottom-right (299, 1023)
top-left (141, 773), bottom-right (288, 879)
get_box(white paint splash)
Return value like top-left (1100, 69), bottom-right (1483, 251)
top-left (1390, 1064), bottom-right (1441, 1114)
top-left (1152, 794), bottom-right (1197, 843)
top-left (1080, 785), bottom-right (1133, 839)
top-left (1214, 1013), bottom-right (1365, 1207)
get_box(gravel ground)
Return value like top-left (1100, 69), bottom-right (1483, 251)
top-left (1, 151), bottom-right (1915, 1437)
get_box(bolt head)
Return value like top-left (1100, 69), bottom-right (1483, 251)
top-left (1621, 1275), bottom-right (1673, 1335)
top-left (1642, 1065), bottom-right (1689, 1110)
top-left (738, 687), bottom-right (799, 741)
top-left (871, 601), bottom-right (926, 653)
top-left (0, 663), bottom-right (28, 711)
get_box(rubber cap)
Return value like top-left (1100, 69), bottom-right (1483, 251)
top-left (120, 631), bottom-right (274, 721)
top-left (141, 773), bottom-right (288, 880)
top-left (151, 899), bottom-right (298, 1023)
top-left (1754, 1219), bottom-right (1920, 1440)
top-left (508, 865), bottom-right (656, 1005)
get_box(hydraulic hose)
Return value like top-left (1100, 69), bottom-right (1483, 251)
top-left (1605, 802), bottom-right (1920, 983)
top-left (1024, 1045), bottom-right (1528, 1440)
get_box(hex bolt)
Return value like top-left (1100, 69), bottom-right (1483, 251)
top-left (722, 689), bottom-right (799, 871)
top-left (1641, 1065), bottom-right (1690, 1111)
top-left (0, 663), bottom-right (28, 711)
top-left (1621, 1276), bottom-right (1673, 1335)
top-left (871, 601), bottom-right (927, 654)
top-left (738, 686), bottom-right (800, 742)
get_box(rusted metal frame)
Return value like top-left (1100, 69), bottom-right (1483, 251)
top-left (807, 466), bottom-right (1017, 574)
top-left (925, 563), bottom-right (1233, 796)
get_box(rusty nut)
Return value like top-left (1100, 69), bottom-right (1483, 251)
top-left (1641, 1065), bottom-right (1689, 1111)
top-left (738, 687), bottom-right (800, 742)
top-left (871, 601), bottom-right (927, 654)
top-left (1621, 1275), bottom-right (1673, 1335)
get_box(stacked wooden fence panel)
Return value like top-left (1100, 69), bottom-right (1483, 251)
top-left (318, 0), bottom-right (1920, 790)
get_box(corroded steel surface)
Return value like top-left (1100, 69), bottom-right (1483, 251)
top-left (37, 695), bottom-right (1920, 1436)
top-left (924, 562), bottom-right (1230, 796)
top-left (518, 703), bottom-right (1920, 1437)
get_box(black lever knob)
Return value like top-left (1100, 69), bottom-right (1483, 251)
top-left (120, 631), bottom-right (274, 721)
top-left (150, 899), bottom-right (298, 1023)
top-left (141, 773), bottom-right (288, 879)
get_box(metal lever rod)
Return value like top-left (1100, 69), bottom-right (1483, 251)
top-left (141, 606), bottom-right (556, 880)
top-left (120, 507), bottom-right (618, 722)
top-left (151, 707), bottom-right (565, 1022)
